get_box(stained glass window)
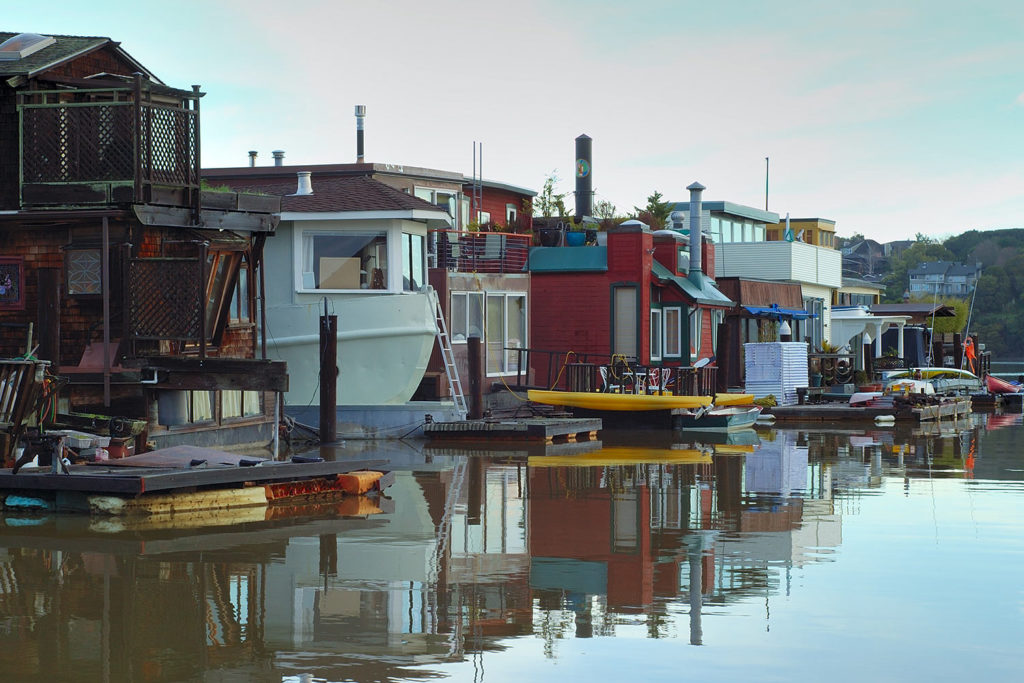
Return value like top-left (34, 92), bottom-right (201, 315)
top-left (67, 249), bottom-right (102, 295)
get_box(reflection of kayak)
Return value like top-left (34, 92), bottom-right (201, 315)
top-left (528, 446), bottom-right (711, 467)
top-left (527, 390), bottom-right (753, 412)
top-left (985, 375), bottom-right (1021, 394)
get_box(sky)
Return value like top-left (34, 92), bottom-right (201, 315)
top-left (6, 0), bottom-right (1024, 242)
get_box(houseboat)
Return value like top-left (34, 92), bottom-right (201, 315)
top-left (0, 32), bottom-right (286, 455)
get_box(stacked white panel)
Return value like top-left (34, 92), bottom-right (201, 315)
top-left (743, 342), bottom-right (810, 406)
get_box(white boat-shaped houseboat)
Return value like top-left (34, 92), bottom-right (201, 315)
top-left (207, 171), bottom-right (461, 437)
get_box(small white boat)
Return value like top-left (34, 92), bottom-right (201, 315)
top-left (674, 405), bottom-right (762, 432)
top-left (884, 368), bottom-right (981, 396)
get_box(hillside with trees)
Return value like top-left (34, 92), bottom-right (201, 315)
top-left (879, 229), bottom-right (1024, 358)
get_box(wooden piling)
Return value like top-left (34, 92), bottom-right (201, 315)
top-left (468, 334), bottom-right (483, 420)
top-left (319, 309), bottom-right (338, 444)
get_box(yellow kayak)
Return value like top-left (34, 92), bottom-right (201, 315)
top-left (528, 447), bottom-right (711, 467)
top-left (527, 390), bottom-right (753, 411)
top-left (528, 390), bottom-right (712, 411)
top-left (713, 393), bottom-right (755, 406)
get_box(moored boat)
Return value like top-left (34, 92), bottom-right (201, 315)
top-left (985, 374), bottom-right (1021, 394)
top-left (674, 405), bottom-right (762, 432)
top-left (884, 367), bottom-right (981, 396)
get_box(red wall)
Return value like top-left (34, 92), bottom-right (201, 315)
top-left (469, 186), bottom-right (533, 232)
top-left (531, 227), bottom-right (726, 367)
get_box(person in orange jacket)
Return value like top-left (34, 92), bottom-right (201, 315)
top-left (963, 337), bottom-right (976, 374)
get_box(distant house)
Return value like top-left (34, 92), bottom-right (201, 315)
top-left (840, 239), bottom-right (886, 277)
top-left (836, 277), bottom-right (885, 307)
top-left (707, 206), bottom-right (839, 353)
top-left (0, 32), bottom-right (287, 452)
top-left (907, 261), bottom-right (981, 298)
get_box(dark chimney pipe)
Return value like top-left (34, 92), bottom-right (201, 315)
top-left (574, 134), bottom-right (592, 219)
top-left (248, 150), bottom-right (258, 167)
top-left (355, 105), bottom-right (366, 162)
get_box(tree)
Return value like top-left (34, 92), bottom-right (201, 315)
top-left (632, 191), bottom-right (671, 230)
top-left (534, 172), bottom-right (571, 218)
top-left (593, 198), bottom-right (617, 220)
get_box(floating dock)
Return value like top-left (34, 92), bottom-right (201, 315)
top-left (423, 417), bottom-right (602, 444)
top-left (767, 397), bottom-right (971, 422)
top-left (0, 445), bottom-right (391, 514)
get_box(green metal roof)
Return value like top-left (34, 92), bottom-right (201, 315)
top-left (651, 261), bottom-right (735, 307)
top-left (528, 246), bottom-right (608, 272)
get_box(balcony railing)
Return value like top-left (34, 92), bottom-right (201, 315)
top-left (506, 348), bottom-right (718, 396)
top-left (17, 75), bottom-right (200, 209)
top-left (430, 230), bottom-right (531, 274)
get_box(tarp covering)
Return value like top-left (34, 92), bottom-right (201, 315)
top-left (743, 303), bottom-right (815, 319)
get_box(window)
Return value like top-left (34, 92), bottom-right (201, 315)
top-left (613, 286), bottom-right (638, 358)
top-left (689, 307), bottom-right (702, 359)
top-left (664, 307), bottom-right (682, 357)
top-left (710, 309), bottom-right (724, 352)
top-left (451, 291), bottom-right (526, 373)
top-left (506, 294), bottom-right (526, 372)
top-left (66, 248), bottom-right (103, 295)
top-left (204, 251), bottom-right (242, 341)
top-left (486, 294), bottom-right (505, 374)
top-left (506, 203), bottom-right (517, 226)
top-left (414, 187), bottom-right (459, 220)
top-left (188, 390), bottom-right (215, 424)
top-left (451, 292), bottom-right (484, 342)
top-left (229, 261), bottom-right (250, 323)
top-left (222, 391), bottom-right (261, 419)
top-left (650, 308), bottom-right (663, 362)
top-left (402, 233), bottom-right (425, 291)
top-left (300, 231), bottom-right (387, 291)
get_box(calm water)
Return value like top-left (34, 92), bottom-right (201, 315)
top-left (2, 413), bottom-right (1023, 682)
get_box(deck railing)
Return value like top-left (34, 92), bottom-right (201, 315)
top-left (430, 230), bottom-right (531, 274)
top-left (17, 77), bottom-right (200, 208)
top-left (507, 348), bottom-right (718, 396)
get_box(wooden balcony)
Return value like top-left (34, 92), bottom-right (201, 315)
top-left (17, 76), bottom-right (203, 210)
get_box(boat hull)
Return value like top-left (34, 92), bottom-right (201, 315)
top-left (985, 375), bottom-right (1021, 394)
top-left (674, 406), bottom-right (763, 432)
top-left (270, 292), bottom-right (437, 406)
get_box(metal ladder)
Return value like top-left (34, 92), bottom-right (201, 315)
top-left (430, 288), bottom-right (467, 419)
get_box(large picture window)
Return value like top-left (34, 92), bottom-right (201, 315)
top-left (300, 231), bottom-right (388, 291)
top-left (451, 291), bottom-right (526, 374)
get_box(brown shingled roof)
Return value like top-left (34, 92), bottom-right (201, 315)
top-left (214, 175), bottom-right (447, 214)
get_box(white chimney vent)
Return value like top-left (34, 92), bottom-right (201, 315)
top-left (292, 171), bottom-right (313, 196)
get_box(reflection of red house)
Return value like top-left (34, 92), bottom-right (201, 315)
top-left (528, 216), bottom-right (734, 389)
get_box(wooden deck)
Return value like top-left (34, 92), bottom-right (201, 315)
top-left (0, 445), bottom-right (389, 513)
top-left (768, 397), bottom-right (972, 422)
top-left (423, 417), bottom-right (602, 444)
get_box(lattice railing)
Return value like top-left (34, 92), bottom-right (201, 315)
top-left (128, 258), bottom-right (203, 341)
top-left (22, 103), bottom-right (136, 183)
top-left (19, 87), bottom-right (199, 197)
top-left (141, 104), bottom-right (198, 186)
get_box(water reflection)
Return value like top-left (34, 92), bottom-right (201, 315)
top-left (0, 411), bottom-right (1021, 680)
